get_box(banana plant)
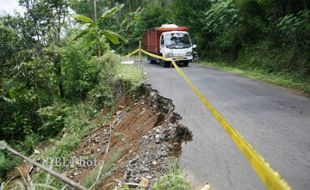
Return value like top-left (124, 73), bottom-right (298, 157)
top-left (74, 4), bottom-right (125, 56)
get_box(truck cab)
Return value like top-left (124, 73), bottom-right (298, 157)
top-left (160, 30), bottom-right (193, 65)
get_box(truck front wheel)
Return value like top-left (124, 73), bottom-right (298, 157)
top-left (160, 60), bottom-right (170, 67)
top-left (183, 61), bottom-right (189, 67)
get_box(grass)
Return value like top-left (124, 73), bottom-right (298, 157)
top-left (200, 61), bottom-right (310, 94)
top-left (82, 146), bottom-right (127, 188)
top-left (39, 103), bottom-right (103, 160)
top-left (152, 162), bottom-right (192, 190)
top-left (116, 60), bottom-right (146, 90)
top-left (113, 160), bottom-right (192, 190)
top-left (30, 102), bottom-right (113, 189)
top-left (5, 165), bottom-right (69, 190)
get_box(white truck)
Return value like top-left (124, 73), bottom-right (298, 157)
top-left (143, 24), bottom-right (195, 67)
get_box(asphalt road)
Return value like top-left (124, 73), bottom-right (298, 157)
top-left (140, 60), bottom-right (310, 190)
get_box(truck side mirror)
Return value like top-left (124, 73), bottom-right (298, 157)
top-left (192, 44), bottom-right (197, 48)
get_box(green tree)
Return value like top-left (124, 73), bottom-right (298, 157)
top-left (0, 0), bottom-right (69, 151)
top-left (74, 4), bottom-right (125, 56)
top-left (171, 0), bottom-right (211, 56)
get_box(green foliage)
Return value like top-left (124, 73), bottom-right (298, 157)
top-left (138, 5), bottom-right (172, 30)
top-left (0, 151), bottom-right (6, 172)
top-left (171, 0), bottom-right (211, 55)
top-left (99, 4), bottom-right (124, 22)
top-left (234, 40), bottom-right (310, 89)
top-left (0, 0), bottom-right (125, 177)
top-left (0, 26), bottom-right (24, 76)
top-left (204, 1), bottom-right (242, 34)
top-left (34, 102), bottom-right (100, 172)
top-left (74, 15), bottom-right (95, 25)
top-left (277, 10), bottom-right (310, 47)
top-left (61, 43), bottom-right (98, 99)
top-left (74, 4), bottom-right (125, 56)
top-left (118, 4), bottom-right (172, 51)
top-left (29, 102), bottom-right (112, 189)
top-left (0, 0), bottom-right (68, 149)
top-left (102, 29), bottom-right (125, 45)
top-left (0, 151), bottom-right (21, 180)
top-left (202, 0), bottom-right (244, 60)
top-left (52, 104), bottom-right (97, 158)
top-left (82, 146), bottom-right (127, 188)
top-left (201, 59), bottom-right (310, 93)
top-left (152, 164), bottom-right (192, 190)
top-left (197, 0), bottom-right (310, 82)
top-left (37, 103), bottom-right (69, 137)
top-left (0, 57), bottom-right (54, 153)
top-left (116, 64), bottom-right (145, 91)
top-left (88, 52), bottom-right (120, 108)
top-left (0, 25), bottom-right (45, 151)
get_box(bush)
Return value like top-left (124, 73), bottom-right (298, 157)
top-left (277, 10), bottom-right (310, 48)
top-left (61, 45), bottom-right (100, 100)
top-left (37, 102), bottom-right (69, 137)
top-left (236, 41), bottom-right (309, 78)
top-left (88, 51), bottom-right (120, 108)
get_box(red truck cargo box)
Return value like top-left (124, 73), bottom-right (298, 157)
top-left (144, 26), bottom-right (188, 55)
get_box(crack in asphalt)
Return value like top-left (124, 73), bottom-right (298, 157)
top-left (224, 160), bottom-right (233, 187)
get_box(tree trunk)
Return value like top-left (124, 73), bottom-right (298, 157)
top-left (93, 0), bottom-right (101, 56)
top-left (55, 60), bottom-right (64, 98)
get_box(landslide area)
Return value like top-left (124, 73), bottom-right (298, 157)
top-left (3, 82), bottom-right (193, 190)
top-left (64, 84), bottom-right (192, 189)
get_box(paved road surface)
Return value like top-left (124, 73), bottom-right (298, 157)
top-left (141, 60), bottom-right (310, 190)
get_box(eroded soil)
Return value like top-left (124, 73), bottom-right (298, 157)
top-left (65, 85), bottom-right (192, 189)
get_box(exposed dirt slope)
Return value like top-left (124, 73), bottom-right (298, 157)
top-left (64, 85), bottom-right (192, 189)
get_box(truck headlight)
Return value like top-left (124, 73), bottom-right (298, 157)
top-left (186, 52), bottom-right (192, 56)
top-left (165, 53), bottom-right (174, 58)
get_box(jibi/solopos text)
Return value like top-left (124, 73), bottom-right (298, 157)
top-left (42, 157), bottom-right (103, 167)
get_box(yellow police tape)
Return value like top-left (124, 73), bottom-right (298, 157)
top-left (126, 49), bottom-right (140, 57)
top-left (126, 48), bottom-right (292, 190)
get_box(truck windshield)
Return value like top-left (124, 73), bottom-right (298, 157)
top-left (165, 33), bottom-right (191, 49)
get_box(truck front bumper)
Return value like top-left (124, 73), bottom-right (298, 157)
top-left (172, 56), bottom-right (192, 61)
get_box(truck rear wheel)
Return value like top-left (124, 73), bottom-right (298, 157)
top-left (148, 57), bottom-right (156, 64)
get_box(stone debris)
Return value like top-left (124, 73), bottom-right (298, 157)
top-left (120, 87), bottom-right (193, 188)
top-left (139, 177), bottom-right (149, 188)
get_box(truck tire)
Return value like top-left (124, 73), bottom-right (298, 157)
top-left (183, 61), bottom-right (189, 67)
top-left (148, 57), bottom-right (155, 64)
top-left (192, 52), bottom-right (199, 63)
top-left (160, 60), bottom-right (170, 67)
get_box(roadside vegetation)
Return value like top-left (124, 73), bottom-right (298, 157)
top-left (201, 61), bottom-right (310, 94)
top-left (152, 163), bottom-right (192, 190)
top-left (0, 0), bottom-right (140, 182)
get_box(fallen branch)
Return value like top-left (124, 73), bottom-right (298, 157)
top-left (105, 124), bottom-right (113, 154)
top-left (0, 141), bottom-right (87, 190)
